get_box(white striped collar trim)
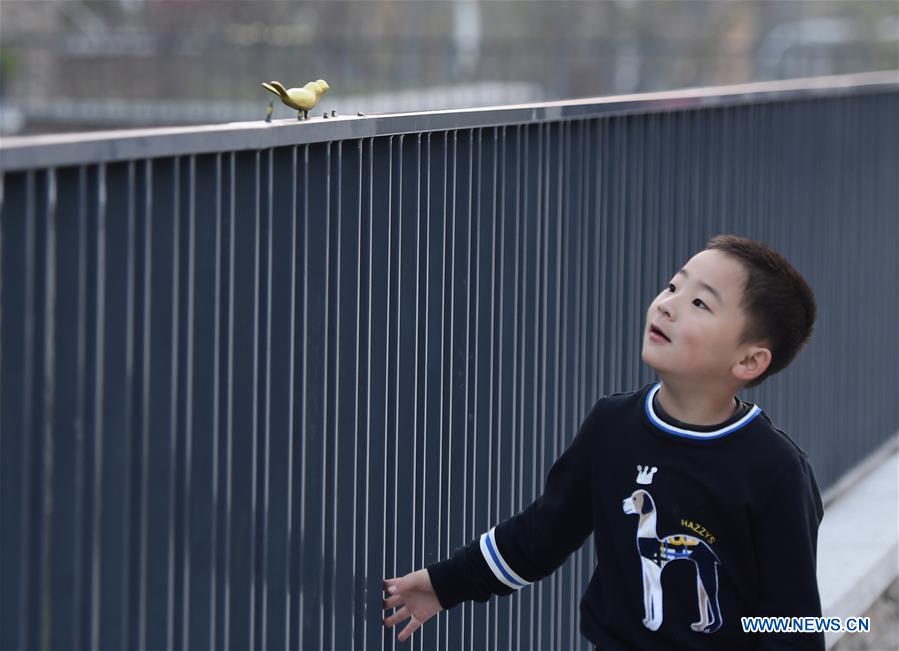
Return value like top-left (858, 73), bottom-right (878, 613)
top-left (479, 527), bottom-right (532, 591)
top-left (645, 382), bottom-right (761, 440)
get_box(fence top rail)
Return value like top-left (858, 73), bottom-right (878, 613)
top-left (1, 70), bottom-right (896, 173)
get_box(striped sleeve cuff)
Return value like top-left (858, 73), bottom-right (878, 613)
top-left (426, 527), bottom-right (531, 610)
top-left (479, 526), bottom-right (533, 591)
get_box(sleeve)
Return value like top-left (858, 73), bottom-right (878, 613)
top-left (426, 400), bottom-right (600, 610)
top-left (752, 453), bottom-right (825, 651)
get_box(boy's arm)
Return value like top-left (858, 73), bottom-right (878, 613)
top-left (752, 453), bottom-right (826, 651)
top-left (426, 400), bottom-right (600, 610)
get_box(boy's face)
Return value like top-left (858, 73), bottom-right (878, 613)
top-left (641, 249), bottom-right (766, 385)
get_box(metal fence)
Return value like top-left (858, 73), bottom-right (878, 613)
top-left (1, 71), bottom-right (897, 651)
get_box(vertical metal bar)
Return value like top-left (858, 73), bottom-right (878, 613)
top-left (77, 167), bottom-right (102, 646)
top-left (168, 157), bottom-right (181, 651)
top-left (348, 137), bottom-right (364, 651)
top-left (550, 119), bottom-right (563, 651)
top-left (180, 153), bottom-right (197, 651)
top-left (323, 139), bottom-right (334, 651)
top-left (630, 114), bottom-right (644, 386)
top-left (470, 126), bottom-right (484, 651)
top-left (610, 116), bottom-right (621, 387)
top-left (0, 170), bottom-right (33, 651)
top-left (536, 118), bottom-right (549, 651)
top-left (565, 118), bottom-right (577, 649)
top-left (557, 118), bottom-right (567, 649)
top-left (178, 153), bottom-right (193, 650)
top-left (412, 131), bottom-right (424, 651)
top-left (135, 157), bottom-right (151, 651)
top-left (593, 117), bottom-right (604, 401)
top-left (90, 161), bottom-right (108, 648)
top-left (444, 129), bottom-right (459, 651)
top-left (569, 118), bottom-right (584, 649)
top-left (415, 133), bottom-right (439, 649)
top-left (519, 121), bottom-right (533, 651)
top-left (74, 164), bottom-right (88, 650)
top-left (644, 111), bottom-right (658, 392)
top-left (142, 158), bottom-right (167, 647)
top-left (251, 149), bottom-right (261, 651)
top-left (505, 123), bottom-right (520, 651)
top-left (34, 168), bottom-right (54, 651)
top-left (460, 127), bottom-right (473, 651)
top-left (387, 132), bottom-right (399, 651)
top-left (23, 169), bottom-right (36, 647)
top-left (494, 124), bottom-right (511, 651)
top-left (319, 140), bottom-right (331, 651)
top-left (223, 149), bottom-right (262, 649)
top-left (0, 167), bottom-right (3, 642)
top-left (220, 150), bottom-right (235, 651)
top-left (47, 165), bottom-right (85, 648)
top-left (332, 137), bottom-right (355, 651)
top-left (96, 159), bottom-right (136, 650)
top-left (360, 137), bottom-right (373, 650)
top-left (143, 156), bottom-right (178, 651)
top-left (294, 143), bottom-right (311, 651)
top-left (347, 140), bottom-right (368, 649)
top-left (284, 143), bottom-right (298, 651)
top-left (279, 147), bottom-right (298, 646)
top-left (485, 125), bottom-right (499, 651)
top-left (436, 128), bottom-right (448, 651)
top-left (25, 167), bottom-right (47, 651)
top-left (253, 146), bottom-right (271, 651)
top-left (210, 150), bottom-right (224, 651)
top-left (182, 152), bottom-right (220, 651)
top-left (421, 129), bottom-right (447, 651)
top-left (294, 138), bottom-right (328, 650)
top-left (261, 144), bottom-right (290, 650)
top-left (392, 131), bottom-right (418, 650)
top-left (576, 118), bottom-right (592, 651)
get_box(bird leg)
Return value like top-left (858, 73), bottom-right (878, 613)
top-left (265, 100), bottom-right (274, 123)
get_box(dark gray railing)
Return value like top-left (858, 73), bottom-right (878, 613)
top-left (1, 71), bottom-right (897, 651)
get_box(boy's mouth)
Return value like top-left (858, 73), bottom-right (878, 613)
top-left (649, 324), bottom-right (671, 342)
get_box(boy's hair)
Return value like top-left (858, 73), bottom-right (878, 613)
top-left (704, 234), bottom-right (817, 389)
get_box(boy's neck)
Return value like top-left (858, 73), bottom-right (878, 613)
top-left (655, 380), bottom-right (740, 427)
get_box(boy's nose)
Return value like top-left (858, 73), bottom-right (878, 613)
top-left (657, 300), bottom-right (674, 318)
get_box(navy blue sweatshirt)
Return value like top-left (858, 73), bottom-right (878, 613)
top-left (427, 382), bottom-right (825, 650)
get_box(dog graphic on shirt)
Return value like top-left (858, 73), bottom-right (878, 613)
top-left (622, 488), bottom-right (723, 633)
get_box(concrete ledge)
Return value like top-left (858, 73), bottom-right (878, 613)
top-left (818, 437), bottom-right (899, 649)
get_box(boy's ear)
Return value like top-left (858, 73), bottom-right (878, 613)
top-left (733, 346), bottom-right (771, 382)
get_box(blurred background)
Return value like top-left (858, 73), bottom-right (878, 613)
top-left (0, 0), bottom-right (896, 135)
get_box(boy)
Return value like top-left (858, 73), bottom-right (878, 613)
top-left (383, 234), bottom-right (824, 650)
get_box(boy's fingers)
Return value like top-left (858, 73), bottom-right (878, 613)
top-left (397, 616), bottom-right (422, 642)
top-left (383, 606), bottom-right (410, 628)
top-left (383, 594), bottom-right (402, 610)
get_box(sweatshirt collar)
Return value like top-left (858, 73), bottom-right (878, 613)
top-left (644, 382), bottom-right (762, 440)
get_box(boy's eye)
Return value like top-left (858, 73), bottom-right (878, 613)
top-left (665, 283), bottom-right (708, 310)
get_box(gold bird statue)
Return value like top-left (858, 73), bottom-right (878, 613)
top-left (261, 79), bottom-right (330, 120)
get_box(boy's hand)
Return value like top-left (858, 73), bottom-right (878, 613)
top-left (382, 568), bottom-right (443, 643)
